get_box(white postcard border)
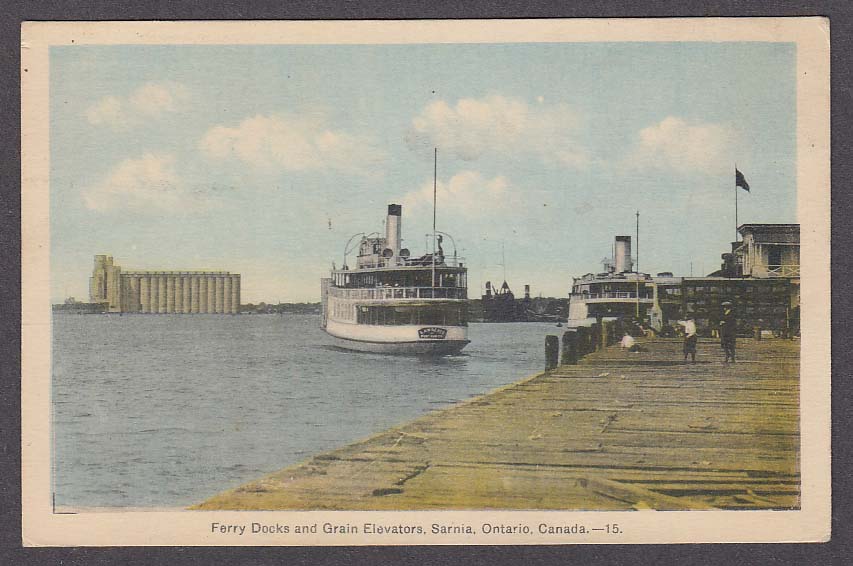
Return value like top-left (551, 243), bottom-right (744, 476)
top-left (21, 18), bottom-right (831, 546)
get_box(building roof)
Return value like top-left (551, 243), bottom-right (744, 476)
top-left (737, 223), bottom-right (799, 244)
top-left (737, 223), bottom-right (799, 230)
top-left (121, 270), bottom-right (235, 275)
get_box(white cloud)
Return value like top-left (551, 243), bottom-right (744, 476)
top-left (84, 96), bottom-right (124, 127)
top-left (402, 170), bottom-right (515, 217)
top-left (199, 113), bottom-right (387, 177)
top-left (128, 82), bottom-right (189, 115)
top-left (624, 116), bottom-right (735, 174)
top-left (408, 94), bottom-right (588, 167)
top-left (85, 81), bottom-right (189, 130)
top-left (82, 153), bottom-right (211, 212)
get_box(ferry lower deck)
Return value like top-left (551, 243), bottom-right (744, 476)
top-left (323, 303), bottom-right (469, 355)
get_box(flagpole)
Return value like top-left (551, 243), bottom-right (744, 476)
top-left (635, 210), bottom-right (640, 319)
top-left (432, 147), bottom-right (437, 290)
top-left (734, 164), bottom-right (738, 242)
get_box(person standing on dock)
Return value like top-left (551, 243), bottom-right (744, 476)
top-left (678, 318), bottom-right (698, 362)
top-left (719, 301), bottom-right (737, 362)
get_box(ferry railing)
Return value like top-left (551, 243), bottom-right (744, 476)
top-left (357, 256), bottom-right (467, 269)
top-left (329, 286), bottom-right (467, 300)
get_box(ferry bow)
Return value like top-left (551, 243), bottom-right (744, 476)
top-left (321, 204), bottom-right (470, 355)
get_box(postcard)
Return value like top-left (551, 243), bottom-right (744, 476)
top-left (21, 18), bottom-right (830, 545)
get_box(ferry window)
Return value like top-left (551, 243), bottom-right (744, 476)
top-left (421, 308), bottom-right (443, 325)
top-left (354, 304), bottom-right (468, 326)
top-left (393, 306), bottom-right (416, 325)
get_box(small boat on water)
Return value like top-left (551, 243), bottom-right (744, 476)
top-left (320, 203), bottom-right (470, 355)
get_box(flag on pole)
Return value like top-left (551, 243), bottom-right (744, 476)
top-left (735, 168), bottom-right (750, 192)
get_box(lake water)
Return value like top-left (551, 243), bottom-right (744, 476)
top-left (52, 314), bottom-right (559, 509)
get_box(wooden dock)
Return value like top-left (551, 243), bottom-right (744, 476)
top-left (194, 337), bottom-right (800, 511)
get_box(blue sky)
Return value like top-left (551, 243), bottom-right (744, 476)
top-left (50, 42), bottom-right (796, 303)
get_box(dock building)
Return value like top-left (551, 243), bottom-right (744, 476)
top-left (568, 224), bottom-right (800, 336)
top-left (89, 255), bottom-right (241, 314)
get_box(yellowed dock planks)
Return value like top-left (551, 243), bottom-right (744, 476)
top-left (195, 337), bottom-right (800, 511)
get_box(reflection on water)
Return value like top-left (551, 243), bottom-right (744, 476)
top-left (52, 313), bottom-right (558, 508)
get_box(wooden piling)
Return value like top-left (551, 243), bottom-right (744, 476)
top-left (561, 331), bottom-right (578, 365)
top-left (601, 320), bottom-right (611, 348)
top-left (545, 335), bottom-right (559, 370)
top-left (585, 326), bottom-right (595, 355)
top-left (576, 326), bottom-right (590, 356)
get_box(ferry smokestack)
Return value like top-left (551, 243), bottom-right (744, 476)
top-left (614, 236), bottom-right (633, 273)
top-left (386, 204), bottom-right (402, 257)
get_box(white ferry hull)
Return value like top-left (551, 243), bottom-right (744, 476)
top-left (324, 319), bottom-right (469, 356)
top-left (327, 334), bottom-right (470, 355)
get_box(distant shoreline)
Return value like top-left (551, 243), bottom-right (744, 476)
top-left (53, 298), bottom-right (569, 319)
top-left (52, 301), bottom-right (323, 315)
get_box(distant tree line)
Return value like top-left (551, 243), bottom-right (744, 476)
top-left (240, 298), bottom-right (569, 319)
top-left (240, 302), bottom-right (322, 314)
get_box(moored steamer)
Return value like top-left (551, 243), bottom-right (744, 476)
top-left (321, 204), bottom-right (470, 355)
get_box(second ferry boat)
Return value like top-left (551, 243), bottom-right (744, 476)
top-left (320, 203), bottom-right (470, 355)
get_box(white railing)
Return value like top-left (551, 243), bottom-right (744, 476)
top-left (330, 286), bottom-right (467, 300)
top-left (356, 256), bottom-right (467, 269)
top-left (765, 264), bottom-right (800, 277)
top-left (576, 292), bottom-right (647, 299)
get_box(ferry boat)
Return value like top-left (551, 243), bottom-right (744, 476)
top-left (320, 203), bottom-right (470, 355)
top-left (568, 225), bottom-right (803, 336)
top-left (567, 235), bottom-right (659, 328)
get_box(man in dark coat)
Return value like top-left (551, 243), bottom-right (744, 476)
top-left (719, 301), bottom-right (737, 362)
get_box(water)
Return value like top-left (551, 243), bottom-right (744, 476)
top-left (52, 314), bottom-right (559, 509)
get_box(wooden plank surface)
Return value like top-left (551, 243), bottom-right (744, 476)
top-left (194, 337), bottom-right (800, 511)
